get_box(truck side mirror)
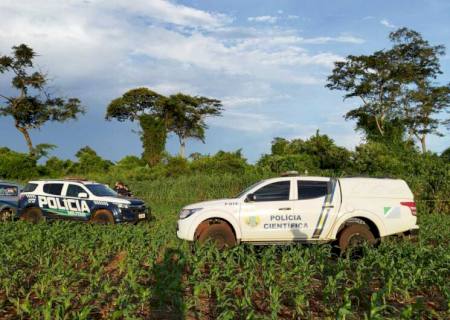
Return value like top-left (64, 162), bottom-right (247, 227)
top-left (78, 192), bottom-right (88, 199)
top-left (245, 193), bottom-right (255, 202)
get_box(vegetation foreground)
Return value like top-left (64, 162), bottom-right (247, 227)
top-left (0, 175), bottom-right (449, 319)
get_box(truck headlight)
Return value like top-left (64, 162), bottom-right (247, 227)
top-left (179, 208), bottom-right (202, 219)
top-left (117, 203), bottom-right (129, 209)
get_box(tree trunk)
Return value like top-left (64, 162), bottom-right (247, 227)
top-left (420, 135), bottom-right (427, 153)
top-left (374, 116), bottom-right (384, 136)
top-left (179, 137), bottom-right (186, 158)
top-left (15, 124), bottom-right (34, 155)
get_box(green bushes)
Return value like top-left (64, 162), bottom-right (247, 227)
top-left (1, 135), bottom-right (447, 214)
top-left (257, 153), bottom-right (317, 175)
top-left (0, 147), bottom-right (39, 180)
top-left (190, 150), bottom-right (249, 174)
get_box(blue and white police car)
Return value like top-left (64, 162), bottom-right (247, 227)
top-left (18, 179), bottom-right (149, 224)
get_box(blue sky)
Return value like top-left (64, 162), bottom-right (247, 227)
top-left (0, 0), bottom-right (449, 162)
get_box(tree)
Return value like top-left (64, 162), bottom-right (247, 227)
top-left (267, 131), bottom-right (351, 172)
top-left (0, 44), bottom-right (84, 155)
top-left (326, 28), bottom-right (450, 151)
top-left (165, 94), bottom-right (222, 158)
top-left (441, 147), bottom-right (450, 162)
top-left (106, 89), bottom-right (222, 160)
top-left (71, 146), bottom-right (113, 174)
top-left (106, 88), bottom-right (166, 166)
top-left (326, 49), bottom-right (403, 139)
top-left (139, 114), bottom-right (167, 166)
top-left (389, 28), bottom-right (450, 152)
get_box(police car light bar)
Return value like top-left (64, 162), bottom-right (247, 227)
top-left (280, 171), bottom-right (300, 177)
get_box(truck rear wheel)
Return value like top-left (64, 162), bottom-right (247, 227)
top-left (20, 207), bottom-right (44, 223)
top-left (197, 222), bottom-right (236, 249)
top-left (338, 224), bottom-right (376, 256)
top-left (90, 210), bottom-right (115, 224)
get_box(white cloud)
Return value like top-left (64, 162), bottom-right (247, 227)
top-left (210, 111), bottom-right (300, 133)
top-left (248, 16), bottom-right (278, 24)
top-left (299, 35), bottom-right (365, 44)
top-left (221, 96), bottom-right (265, 108)
top-left (380, 19), bottom-right (396, 28)
top-left (105, 0), bottom-right (232, 28)
top-left (287, 15), bottom-right (299, 20)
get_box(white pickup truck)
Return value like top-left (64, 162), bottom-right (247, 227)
top-left (176, 175), bottom-right (419, 250)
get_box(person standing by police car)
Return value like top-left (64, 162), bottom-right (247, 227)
top-left (114, 181), bottom-right (133, 197)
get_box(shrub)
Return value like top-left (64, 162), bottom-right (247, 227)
top-left (190, 150), bottom-right (249, 174)
top-left (165, 156), bottom-right (190, 177)
top-left (69, 146), bottom-right (113, 175)
top-left (44, 156), bottom-right (75, 177)
top-left (0, 147), bottom-right (39, 180)
top-left (116, 155), bottom-right (147, 169)
top-left (257, 154), bottom-right (317, 175)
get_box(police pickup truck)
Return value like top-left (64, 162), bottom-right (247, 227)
top-left (18, 179), bottom-right (149, 224)
top-left (177, 174), bottom-right (419, 251)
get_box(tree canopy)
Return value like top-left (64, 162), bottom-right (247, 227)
top-left (0, 44), bottom-right (84, 155)
top-left (326, 28), bottom-right (450, 152)
top-left (165, 93), bottom-right (223, 158)
top-left (106, 88), bottom-right (222, 162)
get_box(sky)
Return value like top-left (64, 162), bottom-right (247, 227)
top-left (0, 0), bottom-right (449, 163)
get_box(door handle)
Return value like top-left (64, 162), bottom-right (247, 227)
top-left (278, 207), bottom-right (291, 211)
top-left (322, 205), bottom-right (334, 209)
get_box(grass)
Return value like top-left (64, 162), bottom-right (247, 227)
top-left (0, 173), bottom-right (449, 319)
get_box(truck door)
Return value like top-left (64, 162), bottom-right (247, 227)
top-left (239, 179), bottom-right (298, 241)
top-left (291, 178), bottom-right (338, 240)
top-left (64, 184), bottom-right (91, 219)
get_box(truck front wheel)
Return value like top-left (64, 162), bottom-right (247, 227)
top-left (197, 222), bottom-right (236, 249)
top-left (20, 207), bottom-right (44, 223)
top-left (338, 224), bottom-right (376, 256)
top-left (90, 210), bottom-right (115, 224)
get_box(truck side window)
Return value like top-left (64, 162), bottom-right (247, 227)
top-left (0, 185), bottom-right (18, 196)
top-left (43, 183), bottom-right (64, 196)
top-left (253, 181), bottom-right (290, 201)
top-left (67, 184), bottom-right (87, 198)
top-left (298, 181), bottom-right (328, 200)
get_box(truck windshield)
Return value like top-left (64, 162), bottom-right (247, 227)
top-left (86, 184), bottom-right (118, 197)
top-left (234, 180), bottom-right (266, 198)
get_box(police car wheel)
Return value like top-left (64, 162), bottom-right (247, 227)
top-left (0, 208), bottom-right (14, 222)
top-left (90, 210), bottom-right (115, 224)
top-left (20, 207), bottom-right (44, 223)
top-left (197, 223), bottom-right (236, 249)
top-left (338, 224), bottom-right (376, 257)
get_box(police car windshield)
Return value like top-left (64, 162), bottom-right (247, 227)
top-left (234, 180), bottom-right (266, 198)
top-left (86, 184), bottom-right (118, 197)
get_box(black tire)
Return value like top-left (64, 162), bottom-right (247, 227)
top-left (197, 222), bottom-right (236, 249)
top-left (20, 207), bottom-right (44, 223)
top-left (0, 208), bottom-right (14, 222)
top-left (338, 224), bottom-right (376, 257)
top-left (90, 210), bottom-right (115, 224)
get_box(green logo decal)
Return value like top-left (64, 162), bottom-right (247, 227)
top-left (245, 216), bottom-right (260, 227)
top-left (384, 207), bottom-right (391, 215)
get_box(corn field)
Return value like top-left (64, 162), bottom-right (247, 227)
top-left (0, 174), bottom-right (449, 319)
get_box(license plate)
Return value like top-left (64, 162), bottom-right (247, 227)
top-left (138, 213), bottom-right (146, 219)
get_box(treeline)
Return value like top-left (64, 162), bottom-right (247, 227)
top-left (1, 131), bottom-right (449, 213)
